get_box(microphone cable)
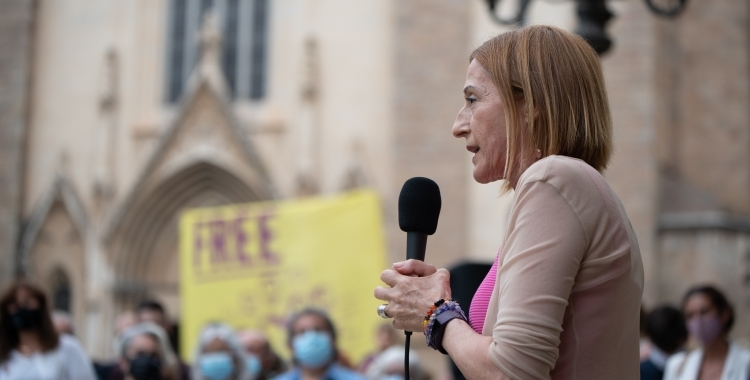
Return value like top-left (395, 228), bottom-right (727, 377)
top-left (404, 331), bottom-right (412, 380)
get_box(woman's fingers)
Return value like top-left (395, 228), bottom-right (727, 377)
top-left (374, 286), bottom-right (395, 302)
top-left (375, 266), bottom-right (453, 331)
top-left (392, 259), bottom-right (438, 277)
top-left (380, 269), bottom-right (400, 287)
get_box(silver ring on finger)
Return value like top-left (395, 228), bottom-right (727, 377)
top-left (377, 303), bottom-right (390, 319)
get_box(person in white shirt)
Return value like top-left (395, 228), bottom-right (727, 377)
top-left (664, 285), bottom-right (750, 380)
top-left (0, 281), bottom-right (97, 380)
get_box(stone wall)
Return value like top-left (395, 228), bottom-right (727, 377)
top-left (391, 0), bottom-right (472, 375)
top-left (391, 0), bottom-right (471, 269)
top-left (651, 0), bottom-right (750, 341)
top-left (602, 1), bottom-right (659, 304)
top-left (656, 0), bottom-right (750, 215)
top-left (0, 0), bottom-right (34, 287)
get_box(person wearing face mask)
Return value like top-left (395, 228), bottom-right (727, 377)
top-left (192, 323), bottom-right (259, 380)
top-left (238, 330), bottom-right (287, 380)
top-left (0, 280), bottom-right (97, 380)
top-left (274, 308), bottom-right (364, 380)
top-left (664, 285), bottom-right (750, 380)
top-left (109, 322), bottom-right (181, 380)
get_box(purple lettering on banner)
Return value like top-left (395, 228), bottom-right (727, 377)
top-left (193, 221), bottom-right (203, 267)
top-left (209, 220), bottom-right (227, 264)
top-left (258, 210), bottom-right (279, 264)
top-left (233, 216), bottom-right (250, 265)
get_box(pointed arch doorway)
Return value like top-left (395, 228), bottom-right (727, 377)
top-left (108, 162), bottom-right (263, 320)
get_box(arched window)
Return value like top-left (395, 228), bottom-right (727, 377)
top-left (165, 0), bottom-right (269, 102)
top-left (49, 269), bottom-right (72, 312)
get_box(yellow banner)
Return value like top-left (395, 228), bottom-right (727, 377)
top-left (179, 190), bottom-right (388, 363)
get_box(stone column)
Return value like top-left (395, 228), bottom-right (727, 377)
top-left (0, 0), bottom-right (35, 287)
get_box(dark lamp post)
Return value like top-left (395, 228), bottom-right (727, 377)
top-left (485, 0), bottom-right (688, 55)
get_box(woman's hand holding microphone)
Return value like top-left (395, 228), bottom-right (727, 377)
top-left (374, 259), bottom-right (452, 332)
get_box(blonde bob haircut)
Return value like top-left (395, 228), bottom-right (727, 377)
top-left (470, 25), bottom-right (612, 191)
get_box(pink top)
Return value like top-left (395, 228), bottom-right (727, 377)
top-left (469, 253), bottom-right (499, 333)
top-left (480, 156), bottom-right (644, 379)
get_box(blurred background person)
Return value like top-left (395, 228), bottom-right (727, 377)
top-left (137, 300), bottom-right (179, 352)
top-left (114, 311), bottom-right (141, 355)
top-left (137, 300), bottom-right (190, 378)
top-left (364, 345), bottom-right (424, 380)
top-left (193, 323), bottom-right (258, 380)
top-left (117, 312), bottom-right (140, 336)
top-left (111, 322), bottom-right (183, 380)
top-left (274, 308), bottom-right (363, 380)
top-left (95, 311), bottom-right (140, 380)
top-left (664, 285), bottom-right (750, 380)
top-left (238, 330), bottom-right (287, 380)
top-left (0, 281), bottom-right (96, 380)
top-left (52, 309), bottom-right (75, 336)
top-left (358, 323), bottom-right (398, 373)
top-left (641, 305), bottom-right (688, 380)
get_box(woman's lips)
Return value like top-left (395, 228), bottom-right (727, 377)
top-left (467, 146), bottom-right (479, 164)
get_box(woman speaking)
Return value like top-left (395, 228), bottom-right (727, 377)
top-left (374, 25), bottom-right (644, 379)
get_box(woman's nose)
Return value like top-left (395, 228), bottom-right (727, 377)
top-left (452, 107), bottom-right (469, 138)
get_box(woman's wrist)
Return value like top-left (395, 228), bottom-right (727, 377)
top-left (423, 299), bottom-right (468, 354)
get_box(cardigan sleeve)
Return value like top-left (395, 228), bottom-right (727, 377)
top-left (487, 179), bottom-right (588, 380)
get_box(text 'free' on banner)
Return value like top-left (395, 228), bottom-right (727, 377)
top-left (179, 189), bottom-right (389, 362)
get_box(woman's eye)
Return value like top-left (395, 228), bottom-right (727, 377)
top-left (465, 97), bottom-right (476, 104)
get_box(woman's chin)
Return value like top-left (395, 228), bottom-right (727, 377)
top-left (472, 171), bottom-right (492, 184)
top-left (473, 167), bottom-right (504, 184)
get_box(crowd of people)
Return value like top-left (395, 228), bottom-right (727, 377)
top-left (0, 280), bottom-right (422, 380)
top-left (4, 277), bottom-right (750, 379)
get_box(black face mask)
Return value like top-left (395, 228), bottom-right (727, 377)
top-left (10, 307), bottom-right (43, 331)
top-left (129, 353), bottom-right (163, 380)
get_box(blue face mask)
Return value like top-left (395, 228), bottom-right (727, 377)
top-left (199, 352), bottom-right (234, 380)
top-left (292, 331), bottom-right (334, 369)
top-left (245, 354), bottom-right (262, 379)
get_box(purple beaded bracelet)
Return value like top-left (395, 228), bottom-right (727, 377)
top-left (424, 299), bottom-right (467, 353)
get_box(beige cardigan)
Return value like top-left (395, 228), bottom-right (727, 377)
top-left (481, 156), bottom-right (644, 380)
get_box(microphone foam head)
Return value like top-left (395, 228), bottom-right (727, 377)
top-left (398, 177), bottom-right (441, 235)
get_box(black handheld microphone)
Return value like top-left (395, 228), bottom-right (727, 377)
top-left (398, 177), bottom-right (442, 261)
top-left (397, 177), bottom-right (441, 380)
